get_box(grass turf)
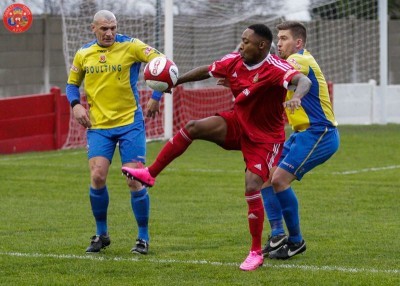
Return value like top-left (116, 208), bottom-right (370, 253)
top-left (0, 124), bottom-right (399, 285)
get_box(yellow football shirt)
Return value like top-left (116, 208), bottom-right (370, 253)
top-left (286, 49), bottom-right (337, 131)
top-left (67, 34), bottom-right (163, 128)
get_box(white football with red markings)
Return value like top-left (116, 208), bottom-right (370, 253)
top-left (144, 57), bottom-right (179, 92)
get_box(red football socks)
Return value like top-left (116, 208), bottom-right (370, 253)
top-left (148, 128), bottom-right (193, 177)
top-left (245, 190), bottom-right (265, 253)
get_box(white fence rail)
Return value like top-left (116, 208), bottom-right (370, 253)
top-left (334, 82), bottom-right (400, 125)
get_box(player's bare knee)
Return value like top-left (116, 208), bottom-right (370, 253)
top-left (271, 176), bottom-right (287, 192)
top-left (184, 120), bottom-right (198, 136)
top-left (91, 172), bottom-right (107, 188)
top-left (245, 183), bottom-right (259, 194)
top-left (126, 177), bottom-right (143, 191)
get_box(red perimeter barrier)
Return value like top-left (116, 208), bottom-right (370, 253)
top-left (0, 84), bottom-right (334, 154)
top-left (0, 87), bottom-right (70, 154)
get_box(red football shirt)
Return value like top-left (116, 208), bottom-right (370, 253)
top-left (209, 52), bottom-right (299, 143)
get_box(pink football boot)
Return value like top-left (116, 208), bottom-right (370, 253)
top-left (122, 165), bottom-right (156, 187)
top-left (239, 251), bottom-right (264, 271)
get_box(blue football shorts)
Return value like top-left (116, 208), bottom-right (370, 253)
top-left (86, 119), bottom-right (146, 165)
top-left (278, 126), bottom-right (340, 180)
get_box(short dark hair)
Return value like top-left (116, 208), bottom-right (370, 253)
top-left (276, 21), bottom-right (307, 44)
top-left (247, 24), bottom-right (273, 43)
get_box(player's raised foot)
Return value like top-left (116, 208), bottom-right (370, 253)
top-left (268, 239), bottom-right (306, 260)
top-left (262, 234), bottom-right (288, 257)
top-left (85, 234), bottom-right (111, 253)
top-left (131, 238), bottom-right (149, 255)
top-left (121, 166), bottom-right (155, 187)
top-left (239, 251), bottom-right (264, 271)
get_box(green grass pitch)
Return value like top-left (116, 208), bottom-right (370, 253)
top-left (0, 125), bottom-right (399, 285)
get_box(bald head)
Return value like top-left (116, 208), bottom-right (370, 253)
top-left (93, 10), bottom-right (116, 24)
top-left (91, 10), bottom-right (117, 47)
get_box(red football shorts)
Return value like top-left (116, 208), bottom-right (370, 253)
top-left (218, 110), bottom-right (283, 182)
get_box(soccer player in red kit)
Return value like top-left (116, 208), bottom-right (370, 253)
top-left (122, 24), bottom-right (311, 271)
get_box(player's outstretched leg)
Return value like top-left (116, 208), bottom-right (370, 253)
top-left (122, 128), bottom-right (193, 186)
top-left (122, 165), bottom-right (155, 187)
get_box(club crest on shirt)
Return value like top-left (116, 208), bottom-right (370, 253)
top-left (253, 73), bottom-right (259, 83)
top-left (288, 58), bottom-right (302, 70)
top-left (99, 54), bottom-right (106, 63)
top-left (145, 46), bottom-right (153, 55)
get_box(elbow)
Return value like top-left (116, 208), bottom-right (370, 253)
top-left (304, 77), bottom-right (312, 86)
top-left (303, 77), bottom-right (312, 91)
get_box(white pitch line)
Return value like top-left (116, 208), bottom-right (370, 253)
top-left (1, 150), bottom-right (400, 176)
top-left (0, 252), bottom-right (398, 275)
top-left (332, 165), bottom-right (400, 175)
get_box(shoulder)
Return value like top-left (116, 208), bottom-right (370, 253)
top-left (288, 49), bottom-right (315, 66)
top-left (266, 54), bottom-right (293, 71)
top-left (75, 40), bottom-right (97, 58)
top-left (115, 34), bottom-right (134, 43)
top-left (286, 55), bottom-right (303, 70)
top-left (218, 52), bottom-right (241, 63)
top-left (78, 40), bottom-right (97, 51)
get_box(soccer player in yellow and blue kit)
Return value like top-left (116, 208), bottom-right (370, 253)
top-left (261, 21), bottom-right (340, 259)
top-left (66, 10), bottom-right (165, 254)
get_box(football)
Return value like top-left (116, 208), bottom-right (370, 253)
top-left (144, 57), bottom-right (179, 92)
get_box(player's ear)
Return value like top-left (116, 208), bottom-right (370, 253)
top-left (296, 38), bottom-right (303, 49)
top-left (260, 40), bottom-right (271, 52)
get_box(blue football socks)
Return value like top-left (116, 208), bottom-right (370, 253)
top-left (261, 186), bottom-right (285, 236)
top-left (275, 187), bottom-right (302, 243)
top-left (131, 187), bottom-right (150, 242)
top-left (89, 186), bottom-right (109, 236)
